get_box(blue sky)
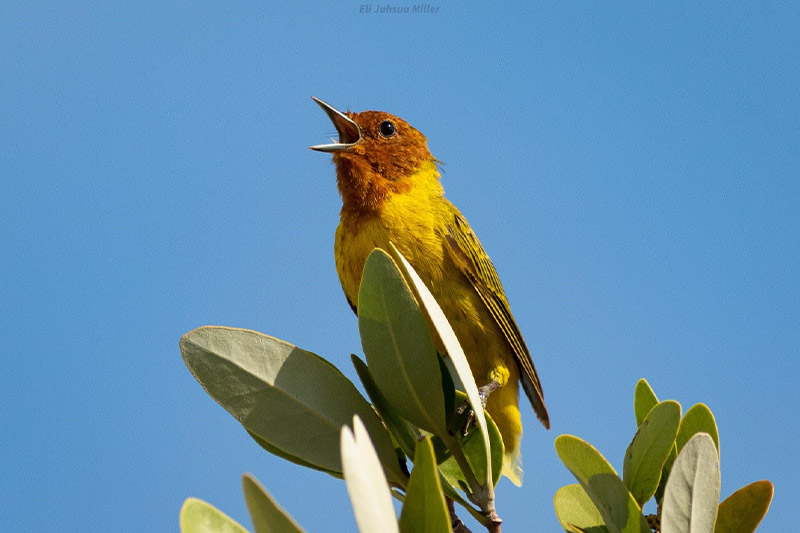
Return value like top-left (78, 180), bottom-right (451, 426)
top-left (2, 2), bottom-right (797, 531)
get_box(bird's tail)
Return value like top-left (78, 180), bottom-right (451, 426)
top-left (486, 381), bottom-right (524, 486)
top-left (502, 447), bottom-right (523, 487)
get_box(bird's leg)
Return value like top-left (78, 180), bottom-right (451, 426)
top-left (457, 378), bottom-right (501, 436)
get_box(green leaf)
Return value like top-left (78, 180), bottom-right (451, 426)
top-left (676, 404), bottom-right (719, 456)
top-left (180, 326), bottom-right (404, 486)
top-left (247, 430), bottom-right (341, 478)
top-left (555, 435), bottom-right (650, 533)
top-left (654, 443), bottom-right (678, 505)
top-left (634, 379), bottom-right (659, 427)
top-left (714, 480), bottom-right (773, 533)
top-left (633, 379), bottom-right (679, 505)
top-left (399, 437), bottom-right (452, 533)
top-left (434, 391), bottom-right (504, 488)
top-left (623, 400), bottom-right (681, 506)
top-left (242, 474), bottom-right (305, 533)
top-left (554, 484), bottom-right (610, 533)
top-left (387, 243), bottom-right (492, 488)
top-left (661, 433), bottom-right (720, 533)
top-left (358, 249), bottom-right (448, 437)
top-left (341, 416), bottom-right (400, 533)
top-left (352, 354), bottom-right (419, 459)
top-left (179, 498), bottom-right (248, 533)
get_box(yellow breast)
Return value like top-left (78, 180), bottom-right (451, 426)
top-left (335, 163), bottom-right (445, 306)
top-left (333, 163), bottom-right (502, 380)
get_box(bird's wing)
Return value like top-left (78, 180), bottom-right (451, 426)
top-left (444, 210), bottom-right (550, 429)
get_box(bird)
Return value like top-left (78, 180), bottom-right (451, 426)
top-left (310, 97), bottom-right (549, 485)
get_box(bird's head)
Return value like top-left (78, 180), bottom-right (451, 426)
top-left (310, 97), bottom-right (438, 211)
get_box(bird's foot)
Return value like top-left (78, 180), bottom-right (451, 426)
top-left (456, 379), bottom-right (500, 436)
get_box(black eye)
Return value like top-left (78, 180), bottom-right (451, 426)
top-left (379, 120), bottom-right (396, 137)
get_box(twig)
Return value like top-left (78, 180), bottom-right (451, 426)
top-left (440, 433), bottom-right (502, 532)
top-left (447, 498), bottom-right (473, 533)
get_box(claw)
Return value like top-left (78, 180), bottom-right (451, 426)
top-left (460, 407), bottom-right (475, 437)
top-left (456, 379), bottom-right (500, 436)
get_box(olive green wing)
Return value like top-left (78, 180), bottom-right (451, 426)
top-left (445, 209), bottom-right (550, 429)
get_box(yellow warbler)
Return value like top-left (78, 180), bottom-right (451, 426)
top-left (311, 98), bottom-right (549, 484)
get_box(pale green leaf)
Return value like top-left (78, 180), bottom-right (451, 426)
top-left (714, 480), bottom-right (773, 533)
top-left (341, 416), bottom-right (400, 533)
top-left (399, 438), bottom-right (452, 533)
top-left (555, 435), bottom-right (650, 533)
top-left (242, 474), bottom-right (305, 533)
top-left (661, 433), bottom-right (720, 533)
top-left (179, 498), bottom-right (248, 533)
top-left (180, 326), bottom-right (404, 486)
top-left (634, 379), bottom-right (659, 427)
top-left (623, 400), bottom-right (681, 506)
top-left (358, 249), bottom-right (448, 437)
top-left (554, 484), bottom-right (610, 533)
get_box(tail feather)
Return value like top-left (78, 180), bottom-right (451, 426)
top-left (502, 447), bottom-right (523, 487)
top-left (520, 370), bottom-right (550, 430)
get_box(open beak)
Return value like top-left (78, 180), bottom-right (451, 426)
top-left (309, 97), bottom-right (362, 152)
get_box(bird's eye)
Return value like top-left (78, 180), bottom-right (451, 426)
top-left (379, 120), bottom-right (396, 137)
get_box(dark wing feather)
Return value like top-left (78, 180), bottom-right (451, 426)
top-left (445, 210), bottom-right (550, 429)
